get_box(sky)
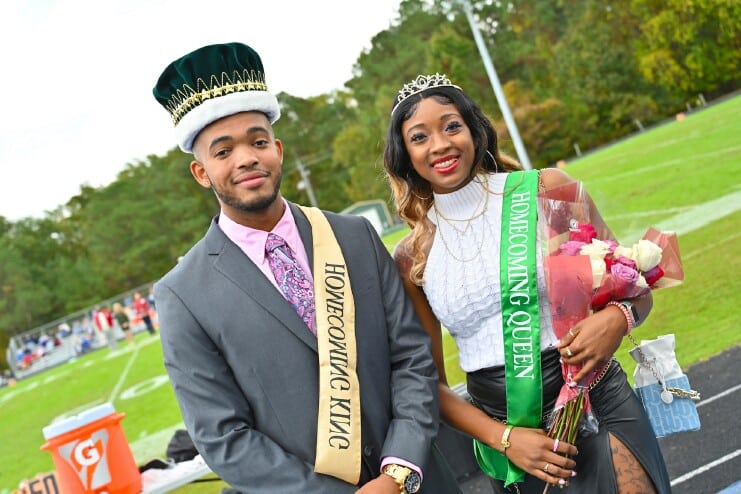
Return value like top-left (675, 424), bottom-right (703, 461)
top-left (0, 0), bottom-right (402, 221)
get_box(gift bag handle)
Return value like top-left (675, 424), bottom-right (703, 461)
top-left (628, 334), bottom-right (701, 403)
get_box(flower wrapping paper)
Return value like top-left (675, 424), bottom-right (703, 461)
top-left (537, 180), bottom-right (685, 436)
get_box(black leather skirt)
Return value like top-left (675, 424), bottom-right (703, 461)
top-left (466, 349), bottom-right (672, 494)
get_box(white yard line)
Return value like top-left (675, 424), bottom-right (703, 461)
top-left (681, 231), bottom-right (741, 261)
top-left (696, 383), bottom-right (741, 408)
top-left (669, 382), bottom-right (741, 486)
top-left (618, 189), bottom-right (741, 243)
top-left (606, 206), bottom-right (696, 220)
top-left (671, 449), bottom-right (741, 487)
top-left (108, 344), bottom-right (142, 403)
top-left (587, 145), bottom-right (741, 185)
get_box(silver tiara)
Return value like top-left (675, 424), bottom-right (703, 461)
top-left (391, 73), bottom-right (461, 115)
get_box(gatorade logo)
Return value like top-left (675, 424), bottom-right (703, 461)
top-left (57, 429), bottom-right (111, 490)
top-left (74, 439), bottom-right (101, 465)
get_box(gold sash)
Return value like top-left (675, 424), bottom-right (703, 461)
top-left (299, 206), bottom-right (362, 484)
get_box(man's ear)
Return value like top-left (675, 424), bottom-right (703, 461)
top-left (190, 160), bottom-right (211, 188)
top-left (275, 138), bottom-right (283, 164)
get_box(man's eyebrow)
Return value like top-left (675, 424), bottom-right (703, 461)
top-left (245, 125), bottom-right (271, 136)
top-left (207, 124), bottom-right (272, 152)
top-left (208, 135), bottom-right (233, 153)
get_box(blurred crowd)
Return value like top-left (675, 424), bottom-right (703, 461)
top-left (7, 289), bottom-right (158, 378)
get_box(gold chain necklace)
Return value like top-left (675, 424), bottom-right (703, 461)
top-left (434, 216), bottom-right (489, 263)
top-left (432, 183), bottom-right (491, 262)
top-left (432, 186), bottom-right (490, 236)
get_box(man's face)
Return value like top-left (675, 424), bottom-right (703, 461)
top-left (190, 111), bottom-right (284, 225)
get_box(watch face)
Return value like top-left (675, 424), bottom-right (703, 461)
top-left (404, 471), bottom-right (422, 493)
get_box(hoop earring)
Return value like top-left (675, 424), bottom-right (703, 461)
top-left (486, 150), bottom-right (500, 173)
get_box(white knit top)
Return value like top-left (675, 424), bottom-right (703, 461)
top-left (423, 173), bottom-right (558, 372)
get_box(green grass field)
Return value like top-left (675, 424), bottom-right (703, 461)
top-left (1, 95), bottom-right (739, 493)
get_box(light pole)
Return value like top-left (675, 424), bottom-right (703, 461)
top-left (295, 156), bottom-right (319, 208)
top-left (458, 0), bottom-right (532, 170)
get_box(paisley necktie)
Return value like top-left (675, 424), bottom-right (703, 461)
top-left (265, 233), bottom-right (316, 334)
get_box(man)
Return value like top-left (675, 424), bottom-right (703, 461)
top-left (152, 42), bottom-right (460, 493)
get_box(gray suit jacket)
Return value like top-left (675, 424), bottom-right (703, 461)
top-left (155, 204), bottom-right (458, 493)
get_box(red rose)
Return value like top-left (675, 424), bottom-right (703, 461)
top-left (569, 223), bottom-right (597, 243)
top-left (604, 257), bottom-right (614, 271)
top-left (644, 265), bottom-right (665, 286)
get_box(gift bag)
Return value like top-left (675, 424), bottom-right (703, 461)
top-left (629, 334), bottom-right (701, 437)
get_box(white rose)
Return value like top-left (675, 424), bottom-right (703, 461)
top-left (636, 275), bottom-right (649, 288)
top-left (580, 239), bottom-right (611, 260)
top-left (590, 258), bottom-right (606, 289)
top-left (633, 240), bottom-right (663, 272)
top-left (613, 245), bottom-right (634, 260)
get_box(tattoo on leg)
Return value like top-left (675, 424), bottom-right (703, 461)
top-left (609, 434), bottom-right (657, 494)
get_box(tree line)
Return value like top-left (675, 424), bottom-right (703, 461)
top-left (1, 0), bottom-right (738, 365)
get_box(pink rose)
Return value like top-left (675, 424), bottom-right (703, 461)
top-left (613, 255), bottom-right (637, 271)
top-left (569, 223), bottom-right (597, 243)
top-left (611, 262), bottom-right (640, 285)
top-left (609, 263), bottom-right (641, 299)
top-left (559, 240), bottom-right (586, 256)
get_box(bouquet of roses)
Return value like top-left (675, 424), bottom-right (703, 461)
top-left (536, 180), bottom-right (684, 488)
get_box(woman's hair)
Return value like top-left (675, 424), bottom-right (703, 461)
top-left (383, 84), bottom-right (521, 285)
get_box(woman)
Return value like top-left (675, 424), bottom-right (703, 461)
top-left (112, 302), bottom-right (135, 346)
top-left (383, 74), bottom-right (671, 493)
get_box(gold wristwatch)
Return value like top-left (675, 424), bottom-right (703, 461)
top-left (382, 464), bottom-right (422, 493)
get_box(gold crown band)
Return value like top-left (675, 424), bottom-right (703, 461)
top-left (391, 73), bottom-right (460, 115)
top-left (165, 69), bottom-right (269, 125)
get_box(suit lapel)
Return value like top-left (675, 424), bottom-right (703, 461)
top-left (290, 203), bottom-right (314, 275)
top-left (205, 216), bottom-right (318, 351)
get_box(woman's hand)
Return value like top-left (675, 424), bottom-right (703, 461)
top-left (556, 306), bottom-right (625, 382)
top-left (355, 472), bottom-right (404, 493)
top-left (505, 426), bottom-right (578, 487)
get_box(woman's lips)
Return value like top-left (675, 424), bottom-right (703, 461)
top-left (431, 157), bottom-right (459, 174)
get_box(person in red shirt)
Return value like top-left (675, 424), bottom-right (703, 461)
top-left (133, 292), bottom-right (156, 335)
top-left (94, 305), bottom-right (118, 350)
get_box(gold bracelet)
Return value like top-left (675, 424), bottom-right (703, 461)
top-left (500, 424), bottom-right (514, 455)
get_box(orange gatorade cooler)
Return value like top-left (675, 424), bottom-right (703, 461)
top-left (40, 403), bottom-right (142, 494)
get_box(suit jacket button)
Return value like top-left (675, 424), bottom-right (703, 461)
top-left (363, 445), bottom-right (373, 456)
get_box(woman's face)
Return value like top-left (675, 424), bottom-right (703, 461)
top-left (401, 97), bottom-right (476, 194)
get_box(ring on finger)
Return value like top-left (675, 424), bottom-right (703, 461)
top-left (565, 347), bottom-right (573, 357)
top-left (543, 463), bottom-right (550, 473)
top-left (568, 328), bottom-right (576, 338)
top-left (552, 439), bottom-right (559, 453)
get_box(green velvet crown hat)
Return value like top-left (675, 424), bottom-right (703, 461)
top-left (153, 42), bottom-right (281, 153)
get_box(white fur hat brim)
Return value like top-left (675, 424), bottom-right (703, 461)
top-left (175, 91), bottom-right (281, 153)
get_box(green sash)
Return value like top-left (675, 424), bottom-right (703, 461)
top-left (473, 170), bottom-right (542, 486)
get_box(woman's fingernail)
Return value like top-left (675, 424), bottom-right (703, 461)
top-left (558, 479), bottom-right (567, 486)
top-left (571, 471), bottom-right (578, 477)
